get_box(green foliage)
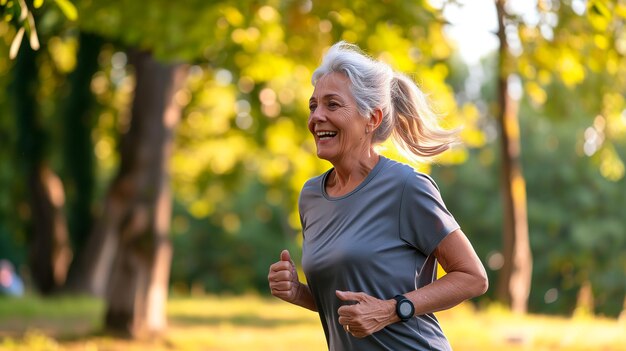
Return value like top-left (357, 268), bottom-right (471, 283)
top-left (520, 111), bottom-right (626, 317)
top-left (511, 1), bottom-right (626, 314)
top-left (435, 133), bottom-right (626, 317)
top-left (169, 176), bottom-right (301, 294)
top-left (431, 0), bottom-right (626, 316)
top-left (517, 0), bottom-right (626, 180)
top-left (434, 77), bottom-right (626, 316)
top-left (1, 0), bottom-right (78, 58)
top-left (73, 0), bottom-right (232, 62)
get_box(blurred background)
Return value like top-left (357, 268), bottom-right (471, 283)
top-left (1, 0), bottom-right (625, 350)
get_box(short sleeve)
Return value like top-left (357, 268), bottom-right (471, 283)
top-left (399, 171), bottom-right (459, 255)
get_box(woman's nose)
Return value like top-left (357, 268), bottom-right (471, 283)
top-left (309, 107), bottom-right (326, 123)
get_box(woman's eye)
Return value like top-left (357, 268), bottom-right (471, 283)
top-left (309, 104), bottom-right (317, 112)
top-left (328, 102), bottom-right (339, 109)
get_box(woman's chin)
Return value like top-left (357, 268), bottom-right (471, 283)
top-left (316, 150), bottom-right (335, 162)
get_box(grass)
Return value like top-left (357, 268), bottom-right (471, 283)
top-left (1, 295), bottom-right (625, 350)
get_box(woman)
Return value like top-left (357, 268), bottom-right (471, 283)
top-left (268, 41), bottom-right (488, 350)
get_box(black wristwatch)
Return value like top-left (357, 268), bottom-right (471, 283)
top-left (393, 295), bottom-right (415, 322)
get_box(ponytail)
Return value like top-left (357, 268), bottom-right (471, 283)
top-left (389, 73), bottom-right (458, 161)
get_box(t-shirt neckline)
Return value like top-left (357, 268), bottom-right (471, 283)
top-left (321, 156), bottom-right (388, 201)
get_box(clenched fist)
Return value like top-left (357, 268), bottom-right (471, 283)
top-left (268, 250), bottom-right (301, 303)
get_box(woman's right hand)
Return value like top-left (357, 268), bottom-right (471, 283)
top-left (268, 249), bottom-right (301, 303)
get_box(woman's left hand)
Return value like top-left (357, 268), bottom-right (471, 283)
top-left (336, 290), bottom-right (396, 338)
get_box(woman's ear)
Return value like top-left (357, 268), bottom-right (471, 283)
top-left (368, 108), bottom-right (383, 132)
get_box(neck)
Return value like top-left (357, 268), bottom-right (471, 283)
top-left (326, 150), bottom-right (380, 196)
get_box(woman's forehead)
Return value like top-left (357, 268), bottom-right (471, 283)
top-left (311, 72), bottom-right (351, 98)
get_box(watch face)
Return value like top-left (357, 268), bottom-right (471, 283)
top-left (399, 301), bottom-right (412, 317)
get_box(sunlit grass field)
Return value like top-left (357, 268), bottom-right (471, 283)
top-left (1, 295), bottom-right (625, 350)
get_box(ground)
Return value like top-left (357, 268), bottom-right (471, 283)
top-left (0, 295), bottom-right (625, 350)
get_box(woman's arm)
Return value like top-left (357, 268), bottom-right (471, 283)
top-left (336, 229), bottom-right (487, 337)
top-left (268, 250), bottom-right (318, 312)
top-left (405, 228), bottom-right (488, 315)
top-left (292, 282), bottom-right (318, 312)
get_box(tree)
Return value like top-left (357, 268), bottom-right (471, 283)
top-left (12, 35), bottom-right (73, 295)
top-left (83, 51), bottom-right (188, 337)
top-left (2, 0), bottom-right (83, 295)
top-left (62, 32), bottom-right (105, 291)
top-left (493, 0), bottom-right (532, 314)
top-left (67, 0), bottom-right (230, 335)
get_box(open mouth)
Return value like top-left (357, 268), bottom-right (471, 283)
top-left (316, 131), bottom-right (337, 140)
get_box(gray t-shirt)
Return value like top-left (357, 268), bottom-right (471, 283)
top-left (300, 156), bottom-right (459, 351)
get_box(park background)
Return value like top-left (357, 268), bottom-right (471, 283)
top-left (1, 0), bottom-right (626, 350)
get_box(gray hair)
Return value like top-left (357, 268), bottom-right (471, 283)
top-left (312, 41), bottom-right (457, 160)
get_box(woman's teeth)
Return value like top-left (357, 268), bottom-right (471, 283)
top-left (316, 131), bottom-right (337, 140)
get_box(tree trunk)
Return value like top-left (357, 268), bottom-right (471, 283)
top-left (86, 50), bottom-right (188, 337)
top-left (63, 32), bottom-right (104, 292)
top-left (13, 38), bottom-right (72, 295)
top-left (495, 0), bottom-right (533, 314)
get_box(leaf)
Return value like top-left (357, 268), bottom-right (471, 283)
top-left (26, 11), bottom-right (40, 50)
top-left (34, 0), bottom-right (44, 9)
top-left (54, 0), bottom-right (77, 20)
top-left (28, 25), bottom-right (40, 50)
top-left (9, 26), bottom-right (25, 59)
top-left (589, 0), bottom-right (610, 18)
top-left (18, 0), bottom-right (28, 21)
top-left (587, 0), bottom-right (611, 31)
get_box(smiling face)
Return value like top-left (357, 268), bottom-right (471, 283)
top-left (308, 72), bottom-right (371, 165)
